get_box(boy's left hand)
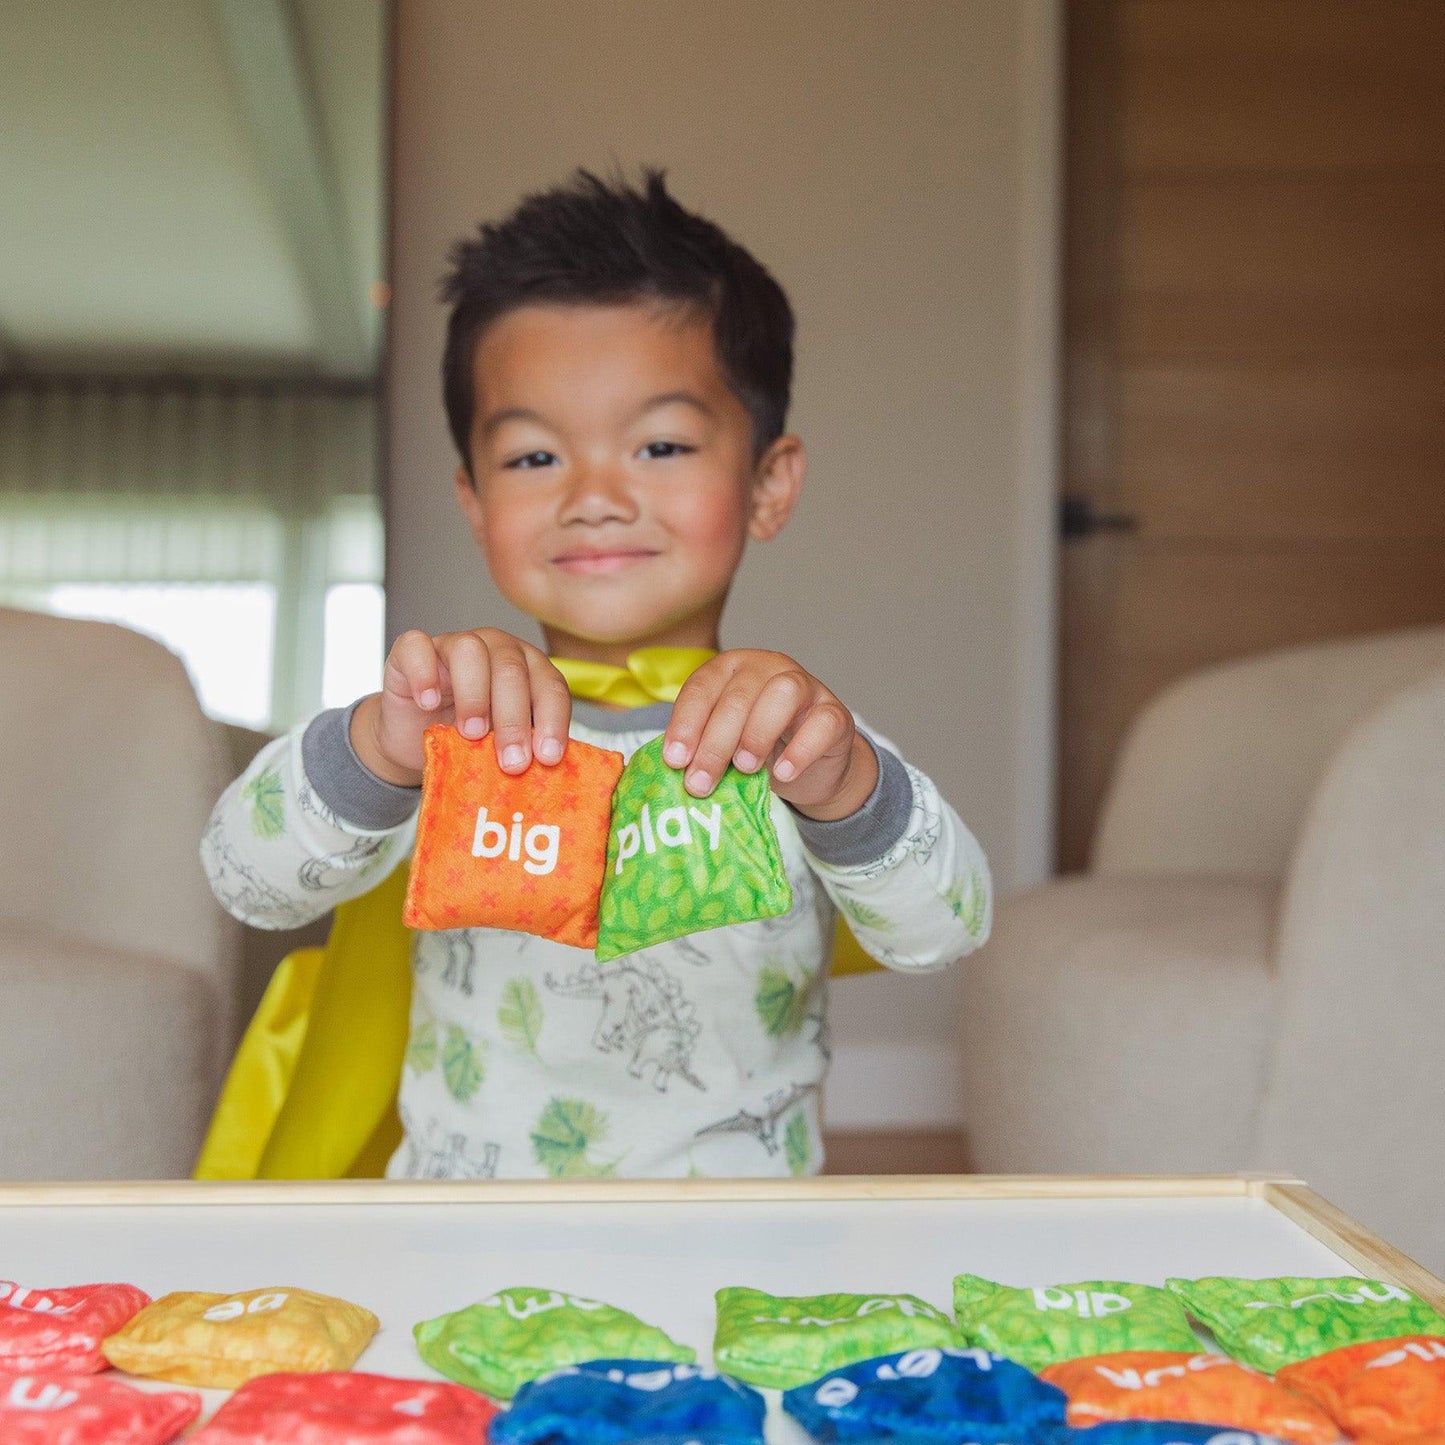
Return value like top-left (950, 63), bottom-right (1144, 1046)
top-left (662, 650), bottom-right (878, 821)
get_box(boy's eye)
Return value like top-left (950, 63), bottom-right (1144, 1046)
top-left (505, 450), bottom-right (558, 470)
top-left (639, 440), bottom-right (695, 460)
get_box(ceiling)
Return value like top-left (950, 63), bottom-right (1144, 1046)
top-left (0, 0), bottom-right (386, 380)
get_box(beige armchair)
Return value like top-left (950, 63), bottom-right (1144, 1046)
top-left (962, 626), bottom-right (1445, 1274)
top-left (0, 607), bottom-right (243, 1178)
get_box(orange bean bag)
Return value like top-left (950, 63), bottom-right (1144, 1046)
top-left (1042, 1350), bottom-right (1339, 1442)
top-left (404, 730), bottom-right (623, 948)
top-left (1277, 1335), bottom-right (1445, 1442)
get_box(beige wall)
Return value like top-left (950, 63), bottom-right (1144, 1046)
top-left (386, 0), bottom-right (1059, 1129)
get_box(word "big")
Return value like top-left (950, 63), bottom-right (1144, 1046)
top-left (472, 808), bottom-right (560, 875)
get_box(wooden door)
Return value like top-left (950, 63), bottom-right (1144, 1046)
top-left (1059, 0), bottom-right (1445, 870)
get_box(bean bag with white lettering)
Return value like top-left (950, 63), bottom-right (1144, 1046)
top-left (781, 1346), bottom-right (1065, 1444)
top-left (0, 1371), bottom-right (199, 1444)
top-left (404, 729), bottom-right (623, 947)
top-left (101, 1287), bottom-right (378, 1388)
top-left (490, 1358), bottom-right (765, 1445)
top-left (1276, 1335), bottom-right (1445, 1440)
top-left (0, 1281), bottom-right (150, 1373)
top-left (713, 1288), bottom-right (958, 1391)
top-left (191, 1371), bottom-right (497, 1444)
top-left (595, 737), bottom-right (791, 960)
top-left (1041, 1351), bottom-right (1339, 1441)
top-left (953, 1276), bottom-right (1198, 1373)
top-left (414, 1287), bottom-right (695, 1400)
top-left (1166, 1276), bottom-right (1445, 1374)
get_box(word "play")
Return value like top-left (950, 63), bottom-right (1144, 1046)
top-left (615, 802), bottom-right (721, 874)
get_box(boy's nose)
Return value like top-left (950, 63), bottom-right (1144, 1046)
top-left (557, 460), bottom-right (639, 524)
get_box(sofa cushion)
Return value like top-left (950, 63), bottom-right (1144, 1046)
top-left (0, 923), bottom-right (220, 1179)
top-left (960, 877), bottom-right (1278, 1175)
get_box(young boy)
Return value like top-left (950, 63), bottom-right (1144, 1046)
top-left (203, 170), bottom-right (991, 1180)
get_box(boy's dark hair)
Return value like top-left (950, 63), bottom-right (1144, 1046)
top-left (440, 168), bottom-right (794, 471)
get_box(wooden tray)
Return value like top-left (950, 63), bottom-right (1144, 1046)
top-left (2, 1175), bottom-right (1439, 1429)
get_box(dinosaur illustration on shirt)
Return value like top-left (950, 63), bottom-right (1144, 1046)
top-left (694, 1082), bottom-right (815, 1155)
top-left (545, 957), bottom-right (705, 1093)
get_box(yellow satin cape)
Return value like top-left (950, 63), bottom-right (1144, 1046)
top-left (194, 648), bottom-right (880, 1181)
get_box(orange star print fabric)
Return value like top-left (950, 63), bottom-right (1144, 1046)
top-left (403, 729), bottom-right (624, 948)
top-left (1040, 1351), bottom-right (1341, 1443)
top-left (100, 1286), bottom-right (378, 1389)
top-left (1276, 1335), bottom-right (1445, 1442)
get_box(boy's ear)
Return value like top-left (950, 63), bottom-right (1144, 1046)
top-left (453, 465), bottom-right (487, 546)
top-left (748, 435), bottom-right (806, 542)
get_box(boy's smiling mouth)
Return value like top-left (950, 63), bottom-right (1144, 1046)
top-left (551, 546), bottom-right (660, 575)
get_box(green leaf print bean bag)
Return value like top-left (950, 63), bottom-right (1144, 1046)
top-left (595, 737), bottom-right (792, 961)
top-left (1166, 1274), bottom-right (1445, 1373)
top-left (413, 1286), bottom-right (695, 1400)
top-left (713, 1287), bottom-right (959, 1390)
top-left (952, 1275), bottom-right (1198, 1372)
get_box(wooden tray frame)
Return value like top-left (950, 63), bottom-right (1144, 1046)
top-left (1, 1174), bottom-right (1439, 1312)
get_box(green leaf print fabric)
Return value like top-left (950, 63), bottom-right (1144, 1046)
top-left (440, 1026), bottom-right (484, 1103)
top-left (595, 737), bottom-right (792, 961)
top-left (498, 977), bottom-right (543, 1056)
top-left (755, 966), bottom-right (811, 1039)
top-left (413, 1287), bottom-right (695, 1400)
top-left (529, 1097), bottom-right (617, 1178)
top-left (712, 1287), bottom-right (958, 1390)
top-left (1166, 1274), bottom-right (1445, 1373)
top-left (405, 1021), bottom-right (437, 1073)
top-left (242, 768), bottom-right (285, 839)
top-left (952, 1275), bottom-right (1197, 1372)
top-left (783, 1111), bottom-right (811, 1176)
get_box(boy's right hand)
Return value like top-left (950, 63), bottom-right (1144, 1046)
top-left (349, 628), bottom-right (571, 788)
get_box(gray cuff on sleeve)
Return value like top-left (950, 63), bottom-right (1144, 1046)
top-left (789, 734), bottom-right (913, 867)
top-left (301, 700), bottom-right (421, 831)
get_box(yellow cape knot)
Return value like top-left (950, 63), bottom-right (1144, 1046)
top-left (551, 647), bottom-right (717, 708)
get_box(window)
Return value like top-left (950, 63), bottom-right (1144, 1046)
top-left (0, 381), bottom-right (385, 732)
top-left (44, 582), bottom-right (279, 728)
top-left (6, 578), bottom-right (386, 729)
top-left (323, 582), bottom-right (387, 712)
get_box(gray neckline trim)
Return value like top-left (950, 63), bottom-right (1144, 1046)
top-left (571, 699), bottom-right (674, 733)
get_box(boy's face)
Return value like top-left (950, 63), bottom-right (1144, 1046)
top-left (455, 302), bottom-right (804, 664)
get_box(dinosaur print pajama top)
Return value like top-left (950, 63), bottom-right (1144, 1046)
top-left (202, 698), bottom-right (992, 1180)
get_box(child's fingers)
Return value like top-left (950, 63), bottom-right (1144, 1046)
top-left (526, 653), bottom-right (572, 765)
top-left (437, 632), bottom-right (490, 738)
top-left (679, 675), bottom-right (789, 797)
top-left (730, 671), bottom-right (814, 775)
top-left (485, 634), bottom-right (535, 772)
top-left (407, 630), bottom-right (561, 771)
top-left (662, 657), bottom-right (731, 773)
top-left (772, 700), bottom-right (852, 784)
top-left (385, 629), bottom-right (445, 710)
